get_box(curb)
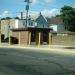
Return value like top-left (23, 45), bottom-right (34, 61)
top-left (0, 45), bottom-right (75, 50)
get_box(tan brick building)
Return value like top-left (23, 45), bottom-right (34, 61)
top-left (11, 28), bottom-right (51, 45)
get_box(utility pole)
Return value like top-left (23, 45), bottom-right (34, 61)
top-left (0, 18), bottom-right (1, 45)
top-left (24, 0), bottom-right (32, 27)
top-left (21, 12), bottom-right (23, 20)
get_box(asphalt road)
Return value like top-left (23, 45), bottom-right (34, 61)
top-left (0, 48), bottom-right (75, 75)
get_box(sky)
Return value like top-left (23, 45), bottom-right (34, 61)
top-left (0, 0), bottom-right (75, 18)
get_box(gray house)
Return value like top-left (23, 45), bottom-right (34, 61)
top-left (49, 16), bottom-right (65, 33)
top-left (35, 13), bottom-right (49, 28)
top-left (26, 13), bottom-right (49, 28)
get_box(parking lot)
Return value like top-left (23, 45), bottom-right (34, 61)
top-left (0, 47), bottom-right (75, 75)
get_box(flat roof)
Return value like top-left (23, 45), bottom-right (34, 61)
top-left (11, 27), bottom-right (51, 32)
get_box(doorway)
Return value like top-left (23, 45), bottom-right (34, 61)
top-left (42, 31), bottom-right (49, 45)
top-left (31, 31), bottom-right (36, 45)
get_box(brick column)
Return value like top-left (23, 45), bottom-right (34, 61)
top-left (18, 32), bottom-right (21, 46)
top-left (38, 32), bottom-right (41, 46)
top-left (9, 33), bottom-right (11, 46)
top-left (49, 32), bottom-right (52, 45)
top-left (28, 31), bottom-right (31, 45)
top-left (0, 33), bottom-right (1, 46)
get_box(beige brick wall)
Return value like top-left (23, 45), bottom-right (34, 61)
top-left (12, 31), bottom-right (29, 45)
top-left (51, 35), bottom-right (75, 46)
top-left (20, 31), bottom-right (28, 45)
top-left (12, 31), bottom-right (75, 46)
top-left (12, 31), bottom-right (19, 39)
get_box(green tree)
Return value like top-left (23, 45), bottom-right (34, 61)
top-left (61, 5), bottom-right (75, 31)
top-left (14, 17), bottom-right (20, 19)
top-left (6, 17), bottom-right (12, 20)
top-left (1, 18), bottom-right (6, 20)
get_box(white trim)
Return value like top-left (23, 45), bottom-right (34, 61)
top-left (15, 20), bottom-right (18, 28)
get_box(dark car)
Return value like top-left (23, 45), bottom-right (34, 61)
top-left (3, 36), bottom-right (18, 44)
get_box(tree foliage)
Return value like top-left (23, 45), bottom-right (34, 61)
top-left (61, 5), bottom-right (75, 32)
top-left (14, 17), bottom-right (20, 19)
top-left (6, 17), bottom-right (12, 20)
top-left (1, 18), bottom-right (6, 20)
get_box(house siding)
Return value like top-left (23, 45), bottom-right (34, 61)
top-left (1, 19), bottom-right (26, 38)
top-left (35, 14), bottom-right (48, 28)
top-left (57, 24), bottom-right (65, 33)
top-left (50, 24), bottom-right (65, 33)
top-left (1, 20), bottom-right (10, 38)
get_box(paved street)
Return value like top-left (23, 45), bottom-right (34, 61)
top-left (0, 47), bottom-right (75, 75)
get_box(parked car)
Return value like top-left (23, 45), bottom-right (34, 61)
top-left (1, 34), bottom-right (4, 42)
top-left (2, 36), bottom-right (18, 44)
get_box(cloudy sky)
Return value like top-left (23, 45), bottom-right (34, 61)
top-left (0, 0), bottom-right (75, 18)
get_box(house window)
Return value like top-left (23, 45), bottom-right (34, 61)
top-left (34, 22), bottom-right (37, 27)
top-left (31, 31), bottom-right (36, 42)
top-left (31, 22), bottom-right (33, 26)
top-left (28, 21), bottom-right (34, 27)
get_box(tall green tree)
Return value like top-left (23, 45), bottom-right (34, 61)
top-left (14, 17), bottom-right (20, 19)
top-left (6, 17), bottom-right (12, 20)
top-left (61, 5), bottom-right (75, 32)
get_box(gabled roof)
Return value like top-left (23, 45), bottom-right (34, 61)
top-left (35, 12), bottom-right (48, 23)
top-left (49, 16), bottom-right (63, 25)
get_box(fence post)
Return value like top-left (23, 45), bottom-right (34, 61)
top-left (19, 32), bottom-right (21, 46)
top-left (0, 33), bottom-right (1, 46)
top-left (38, 32), bottom-right (41, 46)
top-left (9, 33), bottom-right (11, 46)
top-left (28, 31), bottom-right (31, 45)
top-left (49, 32), bottom-right (52, 45)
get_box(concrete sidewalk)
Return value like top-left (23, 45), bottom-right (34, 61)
top-left (0, 43), bottom-right (75, 50)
